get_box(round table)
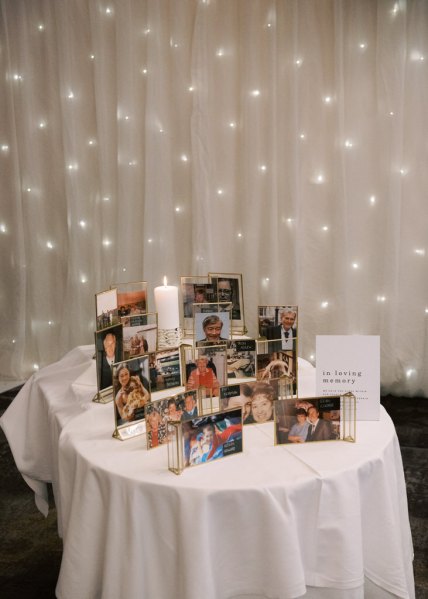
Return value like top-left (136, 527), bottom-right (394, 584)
top-left (1, 346), bottom-right (415, 599)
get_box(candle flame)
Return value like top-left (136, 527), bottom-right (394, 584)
top-left (163, 276), bottom-right (167, 286)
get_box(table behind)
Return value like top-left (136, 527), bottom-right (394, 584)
top-left (1, 346), bottom-right (415, 599)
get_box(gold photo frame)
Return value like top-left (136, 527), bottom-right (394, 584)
top-left (168, 407), bottom-right (244, 474)
top-left (180, 276), bottom-right (217, 336)
top-left (111, 355), bottom-right (151, 441)
top-left (209, 272), bottom-right (246, 334)
top-left (274, 394), bottom-right (356, 445)
top-left (95, 288), bottom-right (119, 331)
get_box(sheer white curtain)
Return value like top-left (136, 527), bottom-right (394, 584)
top-left (0, 0), bottom-right (427, 396)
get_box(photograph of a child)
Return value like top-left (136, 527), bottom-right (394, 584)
top-left (183, 409), bottom-right (243, 467)
top-left (112, 356), bottom-right (151, 427)
top-left (274, 396), bottom-right (341, 444)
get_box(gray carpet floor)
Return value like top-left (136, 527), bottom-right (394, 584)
top-left (0, 389), bottom-right (427, 599)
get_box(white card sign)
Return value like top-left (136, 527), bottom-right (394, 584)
top-left (316, 335), bottom-right (380, 420)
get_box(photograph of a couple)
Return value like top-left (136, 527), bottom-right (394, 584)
top-left (274, 397), bottom-right (341, 444)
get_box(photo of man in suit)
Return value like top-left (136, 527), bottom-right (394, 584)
top-left (96, 325), bottom-right (123, 391)
top-left (305, 405), bottom-right (333, 441)
top-left (265, 308), bottom-right (297, 351)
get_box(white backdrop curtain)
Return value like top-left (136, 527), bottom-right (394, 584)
top-left (0, 0), bottom-right (427, 396)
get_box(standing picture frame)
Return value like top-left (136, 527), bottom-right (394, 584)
top-left (94, 323), bottom-right (124, 402)
top-left (256, 340), bottom-right (297, 396)
top-left (208, 272), bottom-right (246, 334)
top-left (95, 288), bottom-right (119, 331)
top-left (258, 305), bottom-right (298, 348)
top-left (145, 399), bottom-right (170, 449)
top-left (114, 281), bottom-right (148, 317)
top-left (226, 339), bottom-right (256, 379)
top-left (237, 379), bottom-right (279, 425)
top-left (112, 355), bottom-right (151, 440)
top-left (193, 303), bottom-right (232, 345)
top-left (168, 407), bottom-right (244, 474)
top-left (186, 345), bottom-right (227, 397)
top-left (121, 312), bottom-right (158, 359)
top-left (180, 276), bottom-right (217, 336)
top-left (274, 395), bottom-right (356, 445)
top-left (148, 347), bottom-right (182, 392)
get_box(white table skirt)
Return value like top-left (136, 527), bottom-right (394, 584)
top-left (1, 345), bottom-right (415, 599)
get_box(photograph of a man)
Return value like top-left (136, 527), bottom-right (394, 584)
top-left (195, 313), bottom-right (230, 345)
top-left (95, 324), bottom-right (123, 391)
top-left (305, 405), bottom-right (333, 441)
top-left (181, 391), bottom-right (199, 420)
top-left (265, 307), bottom-right (297, 351)
top-left (216, 278), bottom-right (241, 320)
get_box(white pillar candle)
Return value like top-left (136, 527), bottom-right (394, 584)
top-left (154, 277), bottom-right (180, 330)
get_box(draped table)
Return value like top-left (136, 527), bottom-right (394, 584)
top-left (1, 346), bottom-right (414, 599)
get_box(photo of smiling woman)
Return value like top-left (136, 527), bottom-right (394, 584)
top-left (112, 358), bottom-right (150, 426)
top-left (243, 382), bottom-right (276, 425)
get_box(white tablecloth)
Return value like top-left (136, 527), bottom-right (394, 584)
top-left (1, 346), bottom-right (415, 599)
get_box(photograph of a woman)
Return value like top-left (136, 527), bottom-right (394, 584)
top-left (113, 359), bottom-right (150, 426)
